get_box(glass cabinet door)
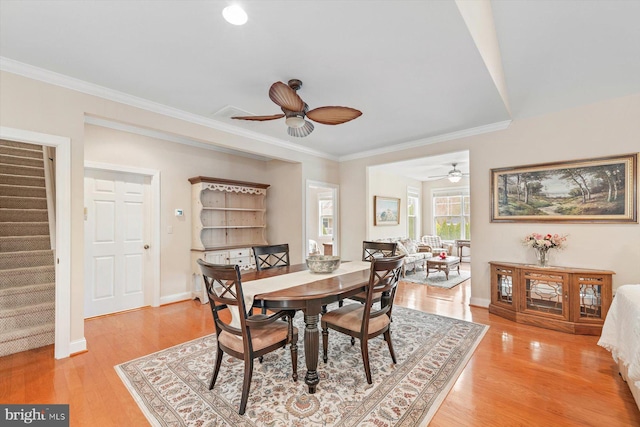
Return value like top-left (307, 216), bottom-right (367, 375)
top-left (572, 274), bottom-right (607, 323)
top-left (493, 265), bottom-right (515, 308)
top-left (522, 269), bottom-right (569, 320)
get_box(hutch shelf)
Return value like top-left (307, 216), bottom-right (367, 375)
top-left (489, 261), bottom-right (613, 335)
top-left (189, 176), bottom-right (270, 302)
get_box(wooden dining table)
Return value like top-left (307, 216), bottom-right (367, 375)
top-left (241, 263), bottom-right (374, 394)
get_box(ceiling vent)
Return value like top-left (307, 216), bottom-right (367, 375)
top-left (213, 105), bottom-right (253, 120)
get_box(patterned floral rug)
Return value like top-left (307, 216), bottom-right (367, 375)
top-left (402, 270), bottom-right (471, 289)
top-left (115, 305), bottom-right (488, 426)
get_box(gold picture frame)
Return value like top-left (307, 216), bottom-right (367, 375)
top-left (491, 153), bottom-right (637, 223)
top-left (374, 196), bottom-right (400, 226)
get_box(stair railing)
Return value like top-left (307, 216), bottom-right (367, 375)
top-left (43, 146), bottom-right (56, 250)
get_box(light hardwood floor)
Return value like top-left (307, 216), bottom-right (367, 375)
top-left (1, 264), bottom-right (638, 426)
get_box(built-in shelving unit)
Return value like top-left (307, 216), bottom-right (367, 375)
top-left (189, 176), bottom-right (270, 302)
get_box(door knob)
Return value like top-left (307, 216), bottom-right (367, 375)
top-left (144, 244), bottom-right (150, 249)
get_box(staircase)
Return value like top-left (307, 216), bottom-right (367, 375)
top-left (0, 139), bottom-right (55, 357)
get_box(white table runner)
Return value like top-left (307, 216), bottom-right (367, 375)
top-left (228, 261), bottom-right (372, 328)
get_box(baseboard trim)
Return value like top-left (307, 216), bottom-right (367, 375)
top-left (69, 337), bottom-right (87, 356)
top-left (470, 297), bottom-right (490, 308)
top-left (160, 292), bottom-right (192, 306)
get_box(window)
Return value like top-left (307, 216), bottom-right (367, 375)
top-left (319, 199), bottom-right (333, 236)
top-left (432, 189), bottom-right (470, 240)
top-left (407, 187), bottom-right (420, 240)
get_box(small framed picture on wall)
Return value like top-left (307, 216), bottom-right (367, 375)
top-left (374, 196), bottom-right (400, 226)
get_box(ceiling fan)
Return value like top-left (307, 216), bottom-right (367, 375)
top-left (231, 79), bottom-right (362, 137)
top-left (428, 163), bottom-right (469, 183)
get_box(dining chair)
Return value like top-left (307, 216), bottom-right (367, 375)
top-left (252, 244), bottom-right (290, 271)
top-left (197, 259), bottom-right (298, 415)
top-left (321, 255), bottom-right (404, 384)
top-left (362, 241), bottom-right (397, 262)
top-left (347, 241), bottom-right (398, 306)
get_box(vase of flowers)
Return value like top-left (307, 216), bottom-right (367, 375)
top-left (523, 233), bottom-right (567, 267)
top-left (535, 247), bottom-right (549, 267)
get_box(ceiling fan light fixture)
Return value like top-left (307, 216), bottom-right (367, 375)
top-left (447, 163), bottom-right (464, 182)
top-left (222, 4), bottom-right (248, 25)
top-left (285, 115), bottom-right (306, 128)
top-left (288, 120), bottom-right (314, 137)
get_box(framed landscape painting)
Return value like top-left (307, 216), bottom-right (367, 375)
top-left (374, 196), bottom-right (400, 225)
top-left (491, 153), bottom-right (637, 223)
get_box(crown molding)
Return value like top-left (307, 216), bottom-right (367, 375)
top-left (84, 115), bottom-right (274, 162)
top-left (338, 120), bottom-right (512, 162)
top-left (0, 57), bottom-right (337, 161)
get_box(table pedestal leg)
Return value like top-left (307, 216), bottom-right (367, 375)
top-left (303, 313), bottom-right (320, 394)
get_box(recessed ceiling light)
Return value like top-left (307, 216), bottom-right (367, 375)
top-left (222, 4), bottom-right (248, 26)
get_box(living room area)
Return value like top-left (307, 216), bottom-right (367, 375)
top-left (365, 150), bottom-right (472, 287)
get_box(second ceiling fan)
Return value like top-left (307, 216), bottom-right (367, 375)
top-left (231, 79), bottom-right (362, 137)
top-left (428, 163), bottom-right (470, 182)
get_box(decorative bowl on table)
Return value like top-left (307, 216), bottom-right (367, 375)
top-left (306, 255), bottom-right (341, 274)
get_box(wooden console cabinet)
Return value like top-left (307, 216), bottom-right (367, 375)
top-left (189, 176), bottom-right (269, 302)
top-left (489, 261), bottom-right (613, 335)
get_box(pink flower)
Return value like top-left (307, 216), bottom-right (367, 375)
top-left (523, 232), bottom-right (568, 250)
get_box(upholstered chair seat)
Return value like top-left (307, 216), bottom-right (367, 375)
top-left (218, 319), bottom-right (293, 353)
top-left (321, 304), bottom-right (390, 334)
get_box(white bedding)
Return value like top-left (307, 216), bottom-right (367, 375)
top-left (598, 284), bottom-right (640, 402)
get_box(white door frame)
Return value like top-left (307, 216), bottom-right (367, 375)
top-left (304, 180), bottom-right (339, 259)
top-left (84, 162), bottom-right (161, 308)
top-left (0, 126), bottom-right (72, 359)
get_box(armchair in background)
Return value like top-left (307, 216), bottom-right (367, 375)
top-left (420, 235), bottom-right (452, 256)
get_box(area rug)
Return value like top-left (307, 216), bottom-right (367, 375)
top-left (115, 305), bottom-right (488, 427)
top-left (402, 270), bottom-right (470, 289)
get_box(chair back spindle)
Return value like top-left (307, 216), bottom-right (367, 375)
top-left (362, 241), bottom-right (397, 262)
top-left (252, 244), bottom-right (290, 271)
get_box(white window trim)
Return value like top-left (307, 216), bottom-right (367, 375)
top-left (319, 200), bottom-right (333, 237)
top-left (431, 186), bottom-right (470, 240)
top-left (407, 186), bottom-right (420, 240)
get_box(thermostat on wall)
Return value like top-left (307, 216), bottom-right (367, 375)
top-left (175, 209), bottom-right (184, 217)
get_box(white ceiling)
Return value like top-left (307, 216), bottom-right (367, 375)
top-left (373, 151), bottom-right (471, 182)
top-left (1, 0), bottom-right (639, 177)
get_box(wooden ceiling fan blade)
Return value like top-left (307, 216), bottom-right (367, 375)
top-left (306, 106), bottom-right (362, 125)
top-left (231, 114), bottom-right (285, 121)
top-left (269, 82), bottom-right (305, 112)
top-left (287, 120), bottom-right (314, 137)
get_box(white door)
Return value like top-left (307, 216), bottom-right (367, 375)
top-left (84, 169), bottom-right (151, 318)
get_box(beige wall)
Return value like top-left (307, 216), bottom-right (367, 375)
top-left (342, 94), bottom-right (640, 306)
top-left (367, 169), bottom-right (422, 240)
top-left (265, 160), bottom-right (305, 263)
top-left (0, 71), bottom-right (338, 349)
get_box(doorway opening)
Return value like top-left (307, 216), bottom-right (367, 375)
top-left (305, 180), bottom-right (339, 257)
